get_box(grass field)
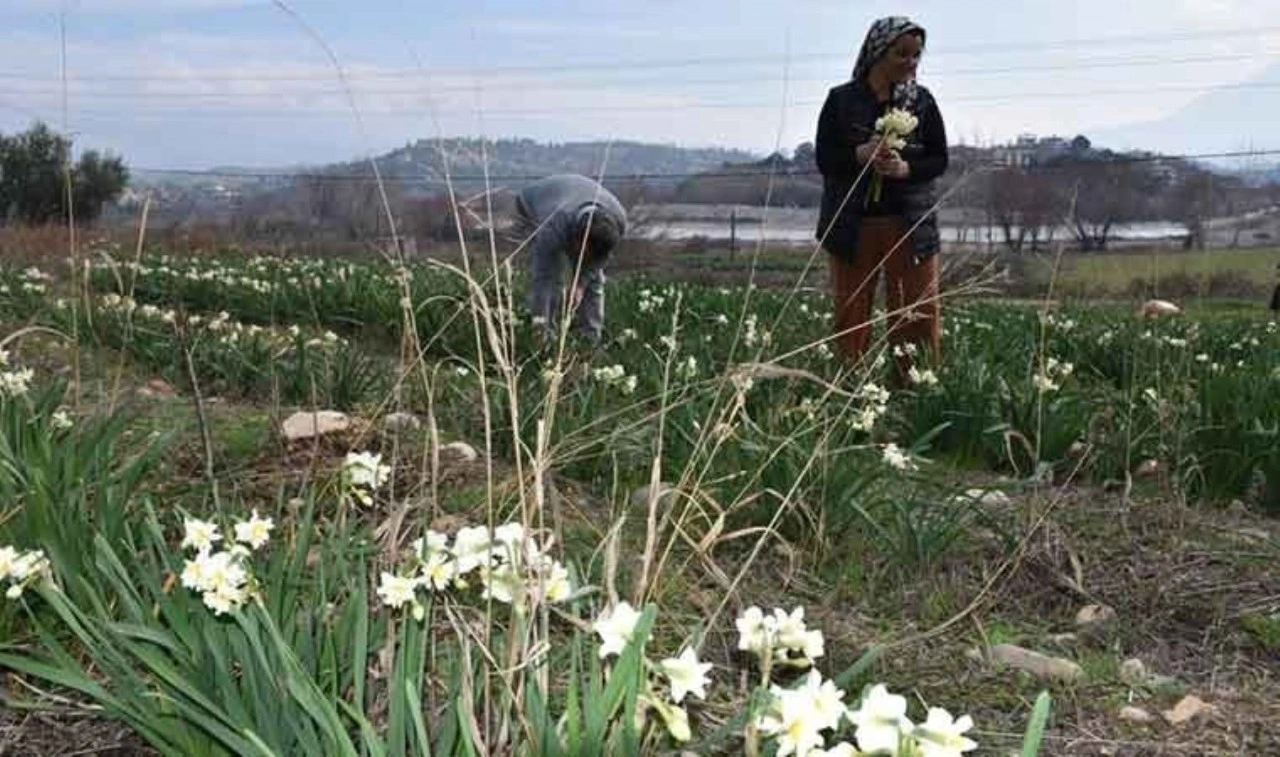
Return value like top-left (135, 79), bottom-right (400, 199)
top-left (1025, 246), bottom-right (1280, 300)
top-left (1, 245), bottom-right (1278, 755)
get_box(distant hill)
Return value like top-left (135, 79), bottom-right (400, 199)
top-left (1088, 62), bottom-right (1280, 162)
top-left (322, 138), bottom-right (759, 191)
top-left (129, 138), bottom-right (760, 197)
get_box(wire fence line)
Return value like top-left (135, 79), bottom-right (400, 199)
top-left (117, 149), bottom-right (1280, 186)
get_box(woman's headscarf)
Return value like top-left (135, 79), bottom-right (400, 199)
top-left (851, 16), bottom-right (926, 112)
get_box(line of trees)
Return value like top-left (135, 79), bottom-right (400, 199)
top-left (0, 121), bottom-right (129, 226)
top-left (948, 140), bottom-right (1276, 252)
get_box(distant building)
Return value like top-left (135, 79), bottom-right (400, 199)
top-left (993, 134), bottom-right (1072, 169)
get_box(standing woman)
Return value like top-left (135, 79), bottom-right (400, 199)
top-left (814, 16), bottom-right (948, 379)
top-left (1270, 262), bottom-right (1280, 318)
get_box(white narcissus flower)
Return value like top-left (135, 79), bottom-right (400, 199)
top-left (914, 707), bottom-right (978, 757)
top-left (542, 560), bottom-right (573, 603)
top-left (592, 364), bottom-right (626, 383)
top-left (8, 550), bottom-right (47, 582)
top-left (0, 368), bottom-right (35, 398)
top-left (180, 555), bottom-right (211, 591)
top-left (801, 629), bottom-right (825, 662)
top-left (798, 669), bottom-right (846, 733)
top-left (657, 646), bottom-right (713, 703)
top-left (848, 684), bottom-right (913, 756)
top-left (908, 366), bottom-right (939, 387)
top-left (662, 703), bottom-right (692, 742)
top-left (756, 686), bottom-right (827, 757)
top-left (233, 510), bottom-right (274, 550)
top-left (452, 526), bottom-right (495, 574)
top-left (197, 551), bottom-right (247, 595)
top-left (1032, 374), bottom-right (1058, 393)
top-left (0, 547), bottom-right (19, 580)
top-left (875, 108), bottom-right (918, 140)
top-left (882, 443), bottom-right (913, 471)
top-left (181, 518), bottom-right (222, 553)
top-left (50, 408), bottom-right (74, 431)
top-left (648, 697), bottom-right (692, 742)
top-left (593, 601), bottom-right (645, 659)
top-left (202, 582), bottom-right (247, 616)
top-left (376, 572), bottom-right (418, 609)
top-left (492, 522), bottom-right (532, 562)
top-left (420, 552), bottom-right (457, 591)
top-left (735, 606), bottom-right (776, 655)
top-left (411, 530), bottom-right (449, 560)
top-left (773, 607), bottom-right (809, 650)
top-left (343, 451), bottom-right (392, 490)
top-left (479, 562), bottom-right (522, 604)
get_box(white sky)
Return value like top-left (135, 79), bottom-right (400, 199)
top-left (2, 0), bottom-right (1279, 167)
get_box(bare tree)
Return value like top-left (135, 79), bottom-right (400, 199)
top-left (985, 167), bottom-right (1060, 253)
top-left (1171, 171), bottom-right (1216, 250)
top-left (1061, 160), bottom-right (1147, 251)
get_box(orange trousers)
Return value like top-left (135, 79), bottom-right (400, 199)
top-left (826, 217), bottom-right (941, 380)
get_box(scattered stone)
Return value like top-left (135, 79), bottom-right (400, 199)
top-left (630, 482), bottom-right (677, 510)
top-left (1162, 695), bottom-right (1216, 726)
top-left (1136, 459), bottom-right (1161, 477)
top-left (281, 410), bottom-right (351, 441)
top-left (1048, 633), bottom-right (1078, 648)
top-left (1075, 604), bottom-right (1118, 631)
top-left (989, 644), bottom-right (1084, 683)
top-left (1118, 706), bottom-right (1155, 724)
top-left (137, 378), bottom-right (177, 398)
top-left (1120, 658), bottom-right (1148, 686)
top-left (440, 441), bottom-right (478, 462)
top-left (382, 412), bottom-right (422, 433)
top-left (1139, 299), bottom-right (1182, 318)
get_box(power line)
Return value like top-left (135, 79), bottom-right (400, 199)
top-left (2, 50), bottom-right (1277, 99)
top-left (129, 149), bottom-right (1280, 185)
top-left (12, 79), bottom-right (1280, 118)
top-left (2, 25), bottom-right (1279, 83)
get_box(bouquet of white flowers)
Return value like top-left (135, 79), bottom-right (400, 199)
top-left (867, 107), bottom-right (918, 206)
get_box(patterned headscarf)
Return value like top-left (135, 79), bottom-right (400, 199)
top-left (851, 16), bottom-right (926, 112)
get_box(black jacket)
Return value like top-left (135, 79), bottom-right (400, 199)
top-left (814, 79), bottom-right (948, 262)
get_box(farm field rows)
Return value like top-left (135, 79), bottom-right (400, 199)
top-left (1, 247), bottom-right (1278, 755)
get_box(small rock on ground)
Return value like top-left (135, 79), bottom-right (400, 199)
top-left (1076, 603), bottom-right (1118, 630)
top-left (281, 410), bottom-right (351, 441)
top-left (1120, 657), bottom-right (1148, 686)
top-left (1118, 706), bottom-right (1155, 724)
top-left (989, 643), bottom-right (1084, 683)
top-left (1162, 695), bottom-right (1216, 726)
top-left (440, 441), bottom-right (478, 462)
top-left (382, 412), bottom-right (422, 432)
